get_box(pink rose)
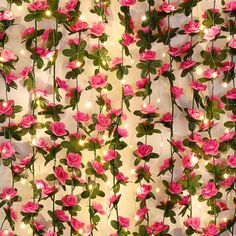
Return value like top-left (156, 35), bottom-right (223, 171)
top-left (220, 61), bottom-right (235, 72)
top-left (73, 111), bottom-right (90, 122)
top-left (183, 20), bottom-right (200, 34)
top-left (146, 222), bottom-right (168, 234)
top-left (188, 108), bottom-right (204, 120)
top-left (180, 41), bottom-right (192, 54)
top-left (224, 1), bottom-right (236, 11)
top-left (160, 2), bottom-right (176, 13)
top-left (0, 100), bottom-right (14, 116)
top-left (89, 73), bottom-right (107, 89)
top-left (0, 187), bottom-right (17, 200)
top-left (169, 47), bottom-right (181, 57)
top-left (0, 230), bottom-right (14, 236)
top-left (227, 154), bottom-right (236, 168)
top-left (171, 139), bottom-right (185, 152)
top-left (0, 141), bottom-right (15, 159)
top-left (168, 182), bottom-right (182, 194)
top-left (116, 172), bottom-right (129, 183)
top-left (21, 201), bottom-right (39, 213)
top-left (201, 182), bottom-right (218, 199)
top-left (180, 59), bottom-right (196, 70)
top-left (50, 122), bottom-right (67, 137)
top-left (0, 49), bottom-right (17, 62)
top-left (203, 224), bottom-right (220, 236)
top-left (203, 69), bottom-right (220, 79)
top-left (5, 72), bottom-right (18, 84)
top-left (118, 216), bottom-right (130, 228)
top-left (55, 210), bottom-right (69, 222)
top-left (109, 194), bottom-right (121, 207)
top-left (123, 84), bottom-right (134, 97)
top-left (117, 127), bottom-right (128, 137)
top-left (0, 10), bottom-right (14, 21)
top-left (135, 207), bottom-right (148, 221)
top-left (226, 88), bottom-right (236, 99)
top-left (95, 114), bottom-right (111, 132)
top-left (61, 195), bottom-right (78, 207)
top-left (89, 22), bottom-right (105, 36)
top-left (66, 153), bottom-right (82, 169)
top-left (158, 63), bottom-right (170, 75)
top-left (122, 33), bottom-right (136, 46)
top-left (56, 77), bottom-right (68, 90)
top-left (141, 104), bottom-right (158, 114)
top-left (28, 1), bottom-right (48, 11)
top-left (202, 139), bottom-right (219, 156)
top-left (70, 218), bottom-right (84, 231)
top-left (220, 176), bottom-right (236, 187)
top-left (69, 20), bottom-right (88, 32)
top-left (182, 153), bottom-right (198, 169)
top-left (92, 202), bottom-right (105, 215)
top-left (33, 221), bottom-right (45, 232)
top-left (184, 217), bottom-right (201, 231)
top-left (19, 114), bottom-right (36, 128)
top-left (159, 158), bottom-right (172, 172)
top-left (137, 184), bottom-right (152, 200)
top-left (54, 166), bottom-right (69, 185)
top-left (44, 231), bottom-right (57, 236)
top-left (111, 57), bottom-right (122, 67)
top-left (171, 85), bottom-right (184, 99)
top-left (65, 0), bottom-right (79, 11)
top-left (20, 66), bottom-right (33, 78)
top-left (42, 28), bottom-right (52, 42)
top-left (220, 130), bottom-right (235, 142)
top-left (229, 39), bottom-right (236, 49)
top-left (188, 132), bottom-right (203, 144)
top-left (91, 161), bottom-right (105, 175)
top-left (136, 78), bottom-right (148, 89)
top-left (103, 150), bottom-right (117, 161)
top-left (22, 27), bottom-right (35, 40)
top-left (215, 201), bottom-right (228, 212)
top-left (160, 112), bottom-right (173, 123)
top-left (190, 80), bottom-right (207, 91)
top-left (179, 195), bottom-right (190, 206)
top-left (68, 38), bottom-right (81, 45)
top-left (136, 144), bottom-right (153, 158)
top-left (119, 0), bottom-right (136, 6)
top-left (203, 26), bottom-right (221, 41)
top-left (139, 51), bottom-right (156, 61)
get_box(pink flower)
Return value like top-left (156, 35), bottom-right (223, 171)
top-left (68, 38), bottom-right (81, 45)
top-left (108, 194), bottom-right (121, 207)
top-left (183, 20), bottom-right (200, 34)
top-left (215, 201), bottom-right (228, 211)
top-left (0, 100), bottom-right (14, 116)
top-left (0, 141), bottom-right (15, 159)
top-left (20, 66), bottom-right (33, 78)
top-left (180, 59), bottom-right (196, 70)
top-left (0, 187), bottom-right (17, 200)
top-left (50, 122), bottom-right (67, 137)
top-left (123, 84), bottom-right (134, 97)
top-left (66, 60), bottom-right (81, 69)
top-left (227, 154), bottom-right (236, 168)
top-left (160, 112), bottom-right (173, 123)
top-left (203, 26), bottom-right (221, 41)
top-left (103, 150), bottom-right (117, 161)
top-left (56, 77), bottom-right (69, 90)
top-left (202, 139), bottom-right (219, 156)
top-left (55, 210), bottom-right (69, 222)
top-left (169, 47), bottom-right (181, 57)
top-left (116, 172), bottom-right (129, 183)
top-left (188, 108), bottom-right (204, 120)
top-left (0, 49), bottom-right (17, 62)
top-left (190, 80), bottom-right (207, 91)
top-left (54, 166), bottom-right (69, 185)
top-left (89, 73), bottom-right (107, 89)
top-left (89, 22), bottom-right (105, 37)
top-left (203, 224), bottom-right (220, 236)
top-left (220, 176), bottom-right (236, 187)
top-left (220, 61), bottom-right (235, 72)
top-left (135, 207), bottom-right (148, 221)
top-left (136, 78), bottom-right (148, 89)
top-left (44, 231), bottom-right (57, 236)
top-left (8, 207), bottom-right (17, 222)
top-left (203, 69), bottom-right (220, 79)
top-left (171, 139), bottom-right (185, 152)
top-left (158, 63), bottom-right (170, 75)
top-left (118, 216), bottom-right (130, 228)
top-left (179, 195), bottom-right (190, 206)
top-left (136, 144), bottom-right (153, 158)
top-left (122, 33), bottom-right (136, 46)
top-left (172, 85), bottom-right (184, 99)
top-left (41, 28), bottom-right (52, 42)
top-left (73, 111), bottom-right (90, 122)
top-left (229, 39), bottom-right (236, 49)
top-left (226, 88), bottom-right (236, 99)
top-left (34, 221), bottom-right (45, 232)
top-left (184, 217), bottom-right (201, 231)
top-left (224, 1), bottom-right (236, 11)
top-left (91, 161), bottom-right (105, 175)
top-left (111, 57), bottom-right (122, 67)
top-left (21, 201), bottom-right (39, 213)
top-left (22, 27), bottom-right (35, 40)
top-left (0, 230), bottom-right (14, 236)
top-left (19, 114), bottom-right (36, 128)
top-left (69, 20), bottom-right (88, 32)
top-left (188, 132), bottom-right (203, 144)
top-left (137, 184), bottom-right (152, 200)
top-left (180, 41), bottom-right (192, 54)
top-left (220, 130), bottom-right (235, 142)
top-left (201, 182), bottom-right (218, 199)
top-left (92, 202), bottom-right (105, 215)
top-left (65, 0), bottom-right (79, 11)
top-left (28, 0), bottom-right (48, 11)
top-left (159, 158), bottom-right (172, 172)
top-left (141, 104), bottom-right (158, 114)
top-left (70, 218), bottom-right (84, 231)
top-left (160, 2), bottom-right (176, 13)
top-left (202, 9), bottom-right (219, 19)
top-left (61, 195), bottom-right (78, 207)
top-left (5, 72), bottom-right (18, 84)
top-left (182, 153), bottom-right (198, 169)
top-left (0, 10), bottom-right (14, 21)
top-left (117, 127), bottom-right (128, 137)
top-left (146, 222), bottom-right (168, 234)
top-left (168, 182), bottom-right (182, 194)
top-left (66, 153), bottom-right (82, 169)
top-left (95, 114), bottom-right (111, 132)
top-left (119, 0), bottom-right (136, 6)
top-left (139, 51), bottom-right (156, 61)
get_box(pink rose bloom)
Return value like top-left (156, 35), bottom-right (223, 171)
top-left (33, 221), bottom-right (45, 232)
top-left (190, 80), bottom-right (207, 91)
top-left (20, 66), bottom-right (33, 78)
top-left (68, 38), bottom-right (81, 45)
top-left (201, 182), bottom-right (218, 199)
top-left (8, 207), bottom-right (17, 222)
top-left (69, 20), bottom-right (88, 32)
top-left (70, 218), bottom-right (84, 231)
top-left (136, 144), bottom-right (153, 158)
top-left (136, 78), bottom-right (148, 89)
top-left (118, 216), bottom-right (130, 228)
top-left (28, 0), bottom-right (48, 11)
top-left (92, 202), bottom-right (105, 215)
top-left (122, 33), bottom-right (136, 46)
top-left (204, 26), bottom-right (221, 41)
top-left (220, 130), bottom-right (235, 142)
top-left (146, 222), bottom-right (168, 234)
top-left (231, 114), bottom-right (236, 122)
top-left (0, 187), bottom-right (17, 200)
top-left (50, 122), bottom-right (67, 137)
top-left (73, 111), bottom-right (90, 122)
top-left (202, 139), bottom-right (219, 156)
top-left (172, 85), bottom-right (184, 99)
top-left (21, 201), bottom-right (39, 213)
top-left (95, 114), bottom-right (111, 132)
top-left (160, 112), bottom-right (173, 123)
top-left (226, 88), bottom-right (236, 99)
top-left (44, 232), bottom-right (57, 236)
top-left (224, 1), bottom-right (236, 11)
top-left (42, 28), bottom-right (52, 42)
top-left (117, 127), bottom-right (128, 137)
top-left (91, 161), bottom-right (105, 175)
top-left (0, 10), bottom-right (14, 21)
top-left (215, 201), bottom-right (228, 211)
top-left (66, 60), bottom-right (81, 69)
top-left (160, 2), bottom-right (176, 13)
top-left (119, 0), bottom-right (136, 6)
top-left (34, 179), bottom-right (47, 190)
top-left (111, 57), bottom-right (122, 67)
top-left (65, 0), bottom-right (79, 11)
top-left (159, 157), bottom-right (172, 172)
top-left (89, 22), bottom-right (105, 36)
top-left (0, 49), bottom-right (17, 62)
top-left (22, 27), bottom-right (35, 40)
top-left (203, 69), bottom-right (220, 79)
top-left (229, 38), bottom-right (236, 49)
top-left (158, 63), bottom-right (170, 75)
top-left (116, 172), bottom-right (129, 183)
top-left (168, 182), bottom-right (182, 194)
top-left (184, 217), bottom-right (201, 231)
top-left (0, 141), bottom-right (15, 159)
top-left (171, 139), bottom-right (185, 152)
top-left (202, 8), bottom-right (219, 19)
top-left (123, 84), bottom-right (134, 97)
top-left (203, 224), bottom-right (220, 236)
top-left (54, 166), bottom-right (69, 185)
top-left (137, 184), bottom-right (152, 200)
top-left (108, 194), bottom-right (121, 207)
top-left (56, 77), bottom-right (68, 90)
top-left (220, 61), bottom-right (235, 72)
top-left (12, 165), bottom-right (23, 174)
top-left (0, 100), bottom-right (14, 116)
top-left (220, 176), bottom-right (236, 187)
top-left (89, 73), bottom-right (107, 89)
top-left (199, 120), bottom-right (216, 131)
top-left (188, 132), bottom-right (203, 144)
top-left (182, 153), bottom-right (198, 169)
top-left (5, 72), bottom-right (18, 84)
top-left (139, 51), bottom-right (156, 61)
top-left (227, 154), bottom-right (236, 168)
top-left (19, 114), bottom-right (36, 128)
top-left (135, 207), bottom-right (148, 221)
top-left (61, 195), bottom-right (78, 207)
top-left (183, 20), bottom-right (200, 34)
top-left (103, 150), bottom-right (117, 161)
top-left (0, 230), bottom-right (14, 236)
top-left (180, 59), bottom-right (196, 70)
top-left (141, 103), bottom-right (158, 114)
top-left (180, 41), bottom-right (192, 54)
top-left (188, 108), bottom-right (204, 120)
top-left (169, 47), bottom-right (181, 57)
top-left (55, 210), bottom-right (69, 222)
top-left (210, 96), bottom-right (223, 109)
top-left (179, 195), bottom-right (190, 206)
top-left (66, 153), bottom-right (82, 169)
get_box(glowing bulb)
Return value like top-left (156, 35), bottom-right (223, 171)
top-left (156, 188), bottom-right (160, 193)
top-left (142, 103), bottom-right (147, 108)
top-left (49, 56), bottom-right (54, 62)
top-left (227, 36), bottom-right (231, 41)
top-left (3, 230), bottom-right (8, 235)
top-left (2, 149), bottom-right (6, 154)
top-left (45, 10), bottom-right (52, 17)
top-left (157, 98), bottom-right (160, 103)
top-left (200, 25), bottom-right (205, 30)
top-left (102, 60), bottom-right (106, 66)
top-left (121, 79), bottom-right (125, 85)
top-left (32, 138), bottom-right (37, 146)
top-left (18, 6), bottom-right (23, 10)
top-left (76, 61), bottom-right (81, 67)
top-left (131, 59), bottom-right (134, 64)
top-left (0, 56), bottom-right (4, 61)
top-left (21, 179), bottom-right (26, 185)
top-left (79, 140), bottom-right (84, 146)
top-left (223, 82), bottom-right (228, 88)
top-left (135, 215), bottom-right (139, 221)
top-left (79, 15), bottom-right (85, 21)
top-left (196, 68), bottom-right (202, 75)
top-left (203, 118), bottom-right (209, 124)
top-left (103, 135), bottom-right (108, 141)
top-left (88, 184), bottom-right (93, 190)
top-left (85, 101), bottom-right (92, 108)
top-left (223, 217), bottom-right (227, 222)
top-left (2, 102), bottom-right (7, 107)
top-left (36, 100), bottom-right (40, 105)
top-left (99, 16), bottom-right (103, 21)
top-left (5, 195), bottom-right (10, 200)
top-left (130, 169), bottom-right (135, 175)
top-left (78, 228), bottom-right (83, 234)
top-left (204, 161), bottom-right (209, 166)
top-left (21, 223), bottom-right (26, 229)
top-left (20, 50), bottom-right (25, 55)
top-left (124, 124), bottom-right (128, 129)
top-left (204, 28), bottom-right (209, 34)
top-left (212, 72), bottom-right (218, 78)
top-left (160, 142), bottom-right (164, 147)
top-left (103, 88), bottom-right (108, 93)
top-left (103, 149), bottom-right (107, 155)
top-left (225, 128), bottom-right (229, 133)
top-left (162, 53), bottom-right (166, 58)
top-left (141, 15), bottom-right (147, 21)
top-left (224, 173), bottom-right (229, 179)
top-left (129, 145), bottom-right (133, 149)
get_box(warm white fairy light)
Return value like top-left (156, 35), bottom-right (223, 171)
top-left (131, 59), bottom-right (134, 64)
top-left (142, 103), bottom-right (147, 108)
top-left (137, 186), bottom-right (142, 194)
top-left (21, 223), bottom-right (26, 229)
top-left (36, 100), bottom-right (40, 105)
top-left (5, 195), bottom-right (10, 200)
top-left (1, 148), bottom-right (6, 154)
top-left (49, 56), bottom-right (54, 62)
top-left (204, 161), bottom-right (209, 166)
top-left (157, 98), bottom-right (160, 103)
top-left (156, 188), bottom-right (160, 193)
top-left (102, 60), bottom-right (106, 66)
top-left (78, 228), bottom-right (83, 234)
top-left (162, 52), bottom-right (166, 58)
top-left (18, 6), bottom-right (23, 10)
top-left (85, 101), bottom-right (92, 108)
top-left (28, 229), bottom-right (32, 234)
top-left (21, 179), bottom-right (26, 185)
top-left (200, 25), bottom-right (205, 31)
top-left (223, 217), bottom-right (227, 222)
top-left (141, 15), bottom-right (147, 21)
top-left (196, 68), bottom-right (202, 75)
top-left (225, 128), bottom-right (229, 133)
top-left (212, 72), bottom-right (218, 78)
top-left (102, 149), bottom-right (107, 155)
top-left (79, 140), bottom-right (85, 146)
top-left (227, 36), bottom-right (231, 41)
top-left (129, 144), bottom-right (133, 149)
top-left (20, 50), bottom-right (25, 55)
top-left (203, 118), bottom-right (209, 124)
top-left (224, 173), bottom-right (229, 179)
top-left (204, 28), bottom-right (209, 34)
top-left (76, 61), bottom-right (81, 67)
top-left (0, 56), bottom-right (4, 62)
top-left (88, 184), bottom-right (93, 190)
top-left (45, 10), bottom-right (52, 17)
top-left (223, 82), bottom-right (228, 88)
top-left (3, 230), bottom-right (8, 235)
top-left (103, 88), bottom-right (108, 93)
top-left (135, 215), bottom-right (139, 221)
top-left (121, 79), bottom-right (125, 84)
top-left (79, 14), bottom-right (85, 21)
top-left (124, 124), bottom-right (128, 129)
top-left (130, 169), bottom-right (135, 175)
top-left (2, 102), bottom-right (7, 107)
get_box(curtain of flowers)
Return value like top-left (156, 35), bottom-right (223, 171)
top-left (0, 0), bottom-right (235, 235)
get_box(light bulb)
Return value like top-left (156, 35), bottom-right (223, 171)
top-left (225, 128), bottom-right (229, 133)
top-left (212, 72), bottom-right (218, 78)
top-left (103, 88), bottom-right (108, 93)
top-left (18, 6), bottom-right (23, 10)
top-left (162, 53), bottom-right (166, 58)
top-left (32, 138), bottom-right (37, 146)
top-left (137, 187), bottom-right (142, 194)
top-left (102, 149), bottom-right (107, 155)
top-left (135, 215), bottom-right (139, 221)
top-left (203, 118), bottom-right (209, 124)
top-left (78, 228), bottom-right (83, 234)
top-left (85, 101), bottom-right (92, 108)
top-left (131, 59), bottom-right (134, 64)
top-left (79, 14), bottom-right (85, 20)
top-left (102, 60), bottom-right (106, 66)
top-left (142, 103), bottom-right (147, 108)
top-left (223, 173), bottom-right (228, 179)
top-left (141, 15), bottom-right (147, 21)
top-left (227, 36), bottom-right (231, 41)
top-left (106, 181), bottom-right (110, 186)
top-left (2, 102), bottom-right (7, 107)
top-left (88, 184), bottom-right (93, 190)
top-left (196, 68), bottom-right (202, 75)
top-left (2, 149), bottom-right (6, 154)
top-left (20, 50), bottom-right (25, 55)
top-left (204, 161), bottom-right (209, 166)
top-left (223, 217), bottom-right (227, 222)
top-left (3, 230), bottom-right (8, 235)
top-left (5, 195), bottom-right (10, 200)
top-left (157, 98), bottom-right (160, 103)
top-left (124, 124), bottom-right (128, 129)
top-left (130, 169), bottom-right (135, 175)
top-left (200, 115), bottom-right (204, 120)
top-left (223, 82), bottom-right (228, 88)
top-left (129, 145), bottom-right (133, 149)
top-left (79, 140), bottom-right (84, 146)
top-left (0, 56), bottom-right (4, 61)
top-left (21, 179), bottom-right (26, 185)
top-left (76, 61), bottom-right (81, 67)
top-left (121, 79), bottom-right (125, 84)
top-left (21, 223), bottom-right (26, 229)
top-left (45, 10), bottom-right (52, 17)
top-left (156, 188), bottom-right (160, 193)
top-left (204, 28), bottom-right (209, 34)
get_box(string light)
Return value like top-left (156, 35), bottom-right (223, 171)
top-left (45, 10), bottom-right (52, 17)
top-left (162, 53), bottom-right (166, 58)
top-left (204, 161), bottom-right (209, 166)
top-left (156, 188), bottom-right (160, 193)
top-left (222, 82), bottom-right (228, 88)
top-left (20, 223), bottom-right (26, 229)
top-left (2, 102), bottom-right (7, 107)
top-left (21, 179), bottom-right (26, 185)
top-left (5, 195), bottom-right (10, 200)
top-left (124, 124), bottom-right (128, 129)
top-left (223, 173), bottom-right (229, 179)
top-left (203, 118), bottom-right (209, 124)
top-left (103, 88), bottom-right (108, 93)
top-left (49, 56), bottom-right (54, 62)
top-left (157, 98), bottom-right (160, 103)
top-left (129, 145), bottom-right (133, 149)
top-left (76, 61), bottom-right (82, 67)
top-left (106, 181), bottom-right (110, 186)
top-left (121, 79), bottom-right (125, 84)
top-left (130, 169), bottom-right (135, 175)
top-left (141, 15), bottom-right (147, 21)
top-left (131, 59), bottom-right (134, 64)
top-left (3, 230), bottom-right (8, 235)
top-left (223, 217), bottom-right (227, 222)
top-left (2, 149), bottom-right (6, 154)
top-left (196, 68), bottom-right (202, 75)
top-left (227, 36), bottom-right (231, 41)
top-left (20, 50), bottom-right (25, 55)
top-left (135, 215), bottom-right (139, 221)
top-left (212, 72), bottom-right (218, 78)
top-left (79, 140), bottom-right (85, 146)
top-left (85, 101), bottom-right (92, 108)
top-left (78, 228), bottom-right (83, 234)
top-left (88, 184), bottom-right (93, 190)
top-left (225, 128), bottom-right (229, 133)
top-left (79, 15), bottom-right (85, 21)
top-left (102, 149), bottom-right (107, 155)
top-left (0, 56), bottom-right (4, 61)
top-left (18, 6), bottom-right (23, 10)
